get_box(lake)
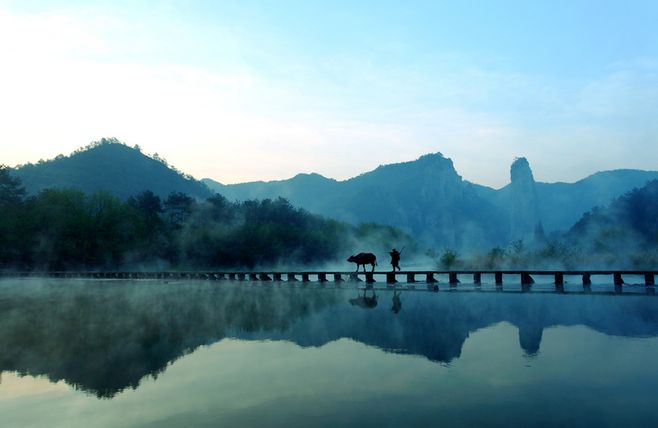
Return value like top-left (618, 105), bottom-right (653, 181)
top-left (1, 278), bottom-right (657, 427)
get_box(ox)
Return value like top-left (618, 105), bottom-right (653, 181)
top-left (347, 252), bottom-right (377, 272)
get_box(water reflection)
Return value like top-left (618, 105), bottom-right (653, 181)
top-left (0, 279), bottom-right (657, 399)
top-left (391, 290), bottom-right (402, 314)
top-left (348, 288), bottom-right (378, 309)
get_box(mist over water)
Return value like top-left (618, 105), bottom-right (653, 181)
top-left (1, 278), bottom-right (657, 427)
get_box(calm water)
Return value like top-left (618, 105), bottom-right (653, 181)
top-left (1, 278), bottom-right (658, 427)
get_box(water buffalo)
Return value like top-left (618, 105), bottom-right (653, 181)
top-left (347, 252), bottom-right (377, 272)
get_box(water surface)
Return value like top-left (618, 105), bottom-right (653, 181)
top-left (1, 279), bottom-right (657, 427)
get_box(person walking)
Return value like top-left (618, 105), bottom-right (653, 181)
top-left (390, 248), bottom-right (401, 272)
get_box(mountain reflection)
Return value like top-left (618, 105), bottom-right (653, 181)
top-left (1, 279), bottom-right (657, 398)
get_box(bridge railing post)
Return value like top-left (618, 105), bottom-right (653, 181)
top-left (473, 273), bottom-right (481, 285)
top-left (386, 272), bottom-right (397, 284)
top-left (495, 272), bottom-right (503, 286)
top-left (407, 273), bottom-right (416, 283)
top-left (449, 272), bottom-right (459, 286)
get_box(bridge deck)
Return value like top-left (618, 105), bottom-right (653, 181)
top-left (1, 270), bottom-right (656, 287)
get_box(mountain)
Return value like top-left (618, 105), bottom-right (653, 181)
top-left (12, 140), bottom-right (658, 250)
top-left (12, 138), bottom-right (212, 200)
top-left (508, 157), bottom-right (539, 241)
top-left (490, 167), bottom-right (658, 235)
top-left (568, 179), bottom-right (658, 251)
top-left (206, 153), bottom-right (509, 249)
top-left (205, 155), bottom-right (658, 250)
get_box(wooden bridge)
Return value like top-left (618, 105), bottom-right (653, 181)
top-left (2, 270), bottom-right (656, 290)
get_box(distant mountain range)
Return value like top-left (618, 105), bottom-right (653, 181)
top-left (206, 154), bottom-right (509, 249)
top-left (11, 139), bottom-right (658, 250)
top-left (204, 154), bottom-right (658, 249)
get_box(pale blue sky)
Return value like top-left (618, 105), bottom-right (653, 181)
top-left (1, 1), bottom-right (657, 187)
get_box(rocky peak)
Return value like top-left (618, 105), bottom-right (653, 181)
top-left (509, 157), bottom-right (539, 241)
top-left (510, 157), bottom-right (535, 184)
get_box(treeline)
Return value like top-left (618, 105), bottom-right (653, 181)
top-left (0, 167), bottom-right (415, 270)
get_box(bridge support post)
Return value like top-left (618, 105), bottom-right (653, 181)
top-left (386, 272), bottom-right (397, 284)
top-left (365, 272), bottom-right (375, 283)
top-left (302, 273), bottom-right (310, 282)
top-left (333, 273), bottom-right (343, 282)
top-left (259, 273), bottom-right (272, 281)
top-left (614, 272), bottom-right (624, 286)
top-left (495, 272), bottom-right (503, 286)
top-left (449, 272), bottom-right (459, 286)
top-left (473, 273), bottom-right (481, 285)
top-left (249, 273), bottom-right (259, 281)
top-left (407, 273), bottom-right (416, 283)
top-left (521, 273), bottom-right (534, 285)
top-left (237, 273), bottom-right (246, 281)
top-left (426, 273), bottom-right (437, 283)
top-left (287, 273), bottom-right (298, 282)
top-left (318, 273), bottom-right (327, 282)
top-left (555, 273), bottom-right (564, 286)
top-left (273, 273), bottom-right (282, 281)
top-left (645, 273), bottom-right (655, 286)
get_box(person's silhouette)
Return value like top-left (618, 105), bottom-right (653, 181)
top-left (390, 248), bottom-right (401, 272)
top-left (391, 290), bottom-right (402, 314)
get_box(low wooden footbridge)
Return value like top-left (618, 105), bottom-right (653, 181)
top-left (2, 270), bottom-right (656, 290)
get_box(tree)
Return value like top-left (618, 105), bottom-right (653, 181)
top-left (164, 192), bottom-right (195, 226)
top-left (440, 249), bottom-right (459, 270)
top-left (0, 165), bottom-right (25, 206)
top-left (128, 190), bottom-right (163, 219)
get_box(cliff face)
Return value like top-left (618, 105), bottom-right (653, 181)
top-left (509, 157), bottom-right (539, 241)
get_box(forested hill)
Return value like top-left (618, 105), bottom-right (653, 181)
top-left (568, 179), bottom-right (658, 251)
top-left (12, 138), bottom-right (212, 199)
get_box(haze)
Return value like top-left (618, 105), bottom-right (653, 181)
top-left (1, 1), bottom-right (657, 187)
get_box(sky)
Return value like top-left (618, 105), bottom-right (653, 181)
top-left (1, 0), bottom-right (657, 188)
